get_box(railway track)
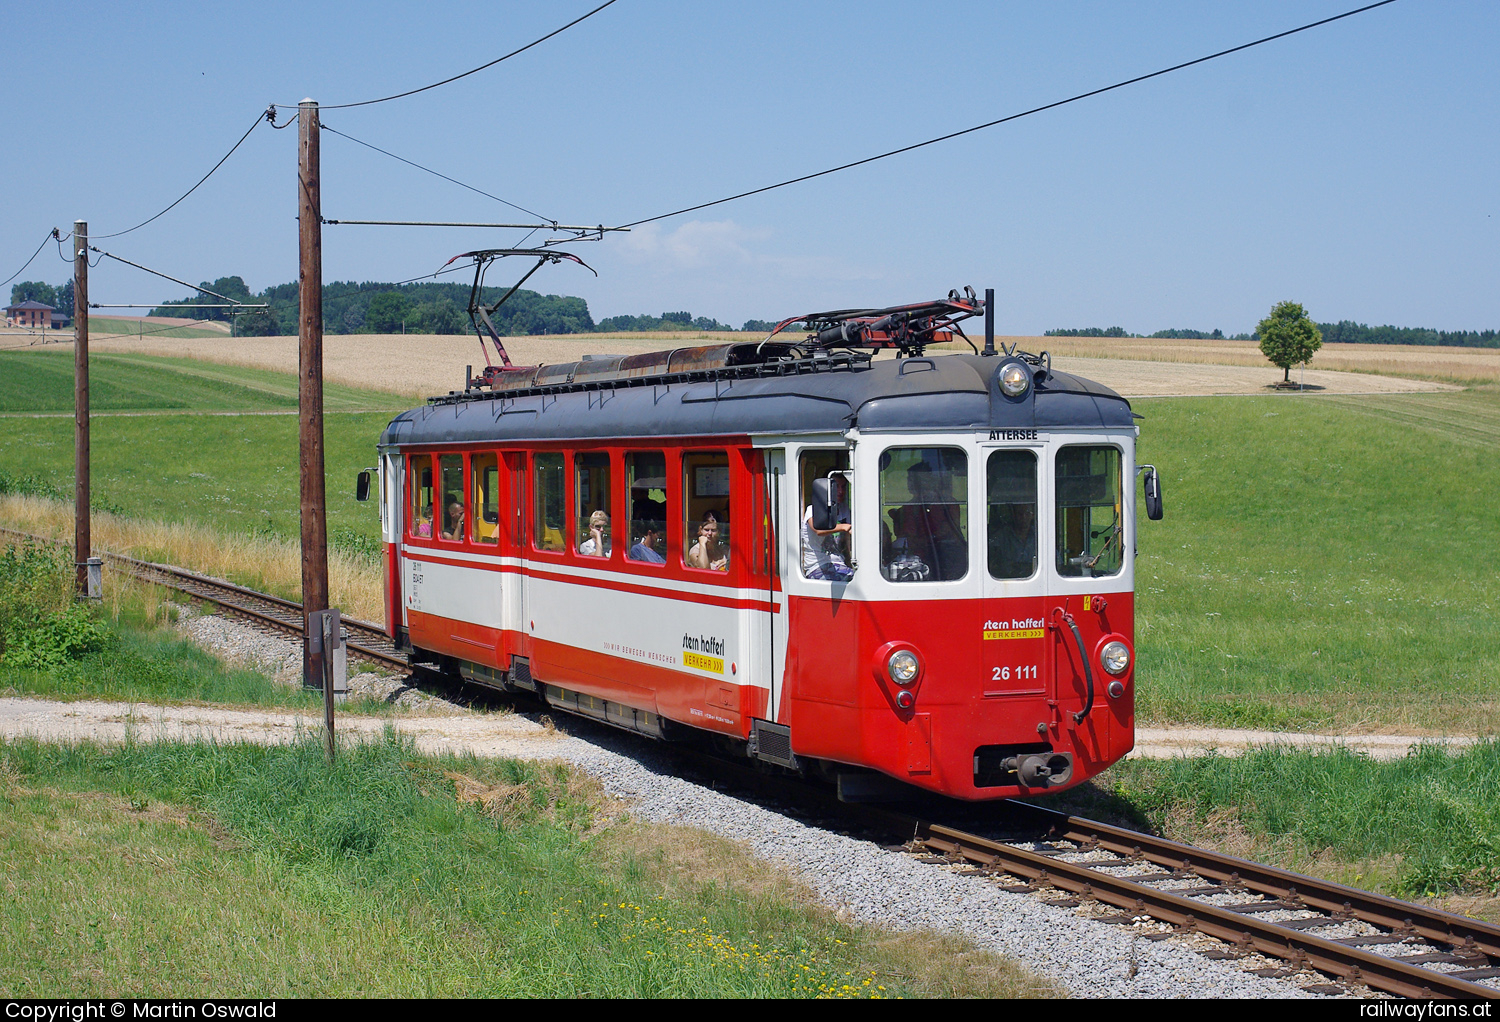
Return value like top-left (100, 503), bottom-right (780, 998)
top-left (0, 527), bottom-right (409, 671)
top-left (4, 526), bottom-right (1496, 997)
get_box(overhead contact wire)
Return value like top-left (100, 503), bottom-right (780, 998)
top-left (1, 229), bottom-right (59, 289)
top-left (615, 0), bottom-right (1401, 230)
top-left (321, 124), bottom-right (554, 222)
top-left (313, 0), bottom-right (619, 110)
top-left (94, 110), bottom-right (270, 239)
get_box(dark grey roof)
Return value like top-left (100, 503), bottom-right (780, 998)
top-left (380, 354), bottom-right (1133, 448)
top-left (7, 300), bottom-right (55, 311)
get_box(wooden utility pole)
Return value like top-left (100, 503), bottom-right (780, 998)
top-left (298, 100), bottom-right (330, 690)
top-left (73, 220), bottom-right (90, 595)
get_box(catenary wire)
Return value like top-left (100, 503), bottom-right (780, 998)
top-left (92, 110), bottom-right (270, 240)
top-left (1, 229), bottom-right (59, 289)
top-left (307, 0), bottom-right (619, 111)
top-left (321, 124), bottom-right (554, 223)
top-left (613, 0), bottom-right (1401, 230)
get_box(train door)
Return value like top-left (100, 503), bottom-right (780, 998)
top-left (979, 444), bottom-right (1050, 701)
top-left (505, 451), bottom-right (529, 659)
top-left (760, 448), bottom-right (788, 720)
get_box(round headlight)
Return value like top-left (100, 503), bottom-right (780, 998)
top-left (887, 650), bottom-right (920, 686)
top-left (999, 363), bottom-right (1030, 398)
top-left (1100, 640), bottom-right (1131, 676)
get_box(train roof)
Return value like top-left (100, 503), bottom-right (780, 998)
top-left (380, 349), bottom-right (1135, 448)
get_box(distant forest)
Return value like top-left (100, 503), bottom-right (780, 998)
top-left (149, 277), bottom-right (764, 337)
top-left (1047, 322), bottom-right (1499, 348)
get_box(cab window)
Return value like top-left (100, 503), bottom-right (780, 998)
top-left (1055, 445), bottom-right (1122, 577)
top-left (533, 453), bottom-right (565, 552)
top-left (798, 450), bottom-right (852, 580)
top-left (683, 450), bottom-right (729, 572)
top-left (471, 453), bottom-right (499, 545)
top-left (879, 447), bottom-right (967, 582)
top-left (987, 450), bottom-right (1038, 579)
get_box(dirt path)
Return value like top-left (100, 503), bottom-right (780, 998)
top-left (0, 696), bottom-right (1478, 763)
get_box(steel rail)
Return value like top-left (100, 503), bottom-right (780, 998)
top-left (909, 816), bottom-right (1499, 1000)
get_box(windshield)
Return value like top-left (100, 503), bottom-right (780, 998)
top-left (1055, 445), bottom-right (1122, 577)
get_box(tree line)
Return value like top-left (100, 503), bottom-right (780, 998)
top-left (9, 280), bottom-right (75, 312)
top-left (148, 278), bottom-right (769, 337)
top-left (1047, 321), bottom-right (1497, 347)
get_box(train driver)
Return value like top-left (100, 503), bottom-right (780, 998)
top-left (802, 475), bottom-right (853, 581)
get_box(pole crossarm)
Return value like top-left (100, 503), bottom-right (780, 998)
top-left (88, 248), bottom-right (256, 308)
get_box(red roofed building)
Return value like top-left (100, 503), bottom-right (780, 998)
top-left (6, 300), bottom-right (55, 328)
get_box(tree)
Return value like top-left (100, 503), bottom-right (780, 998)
top-left (10, 281), bottom-right (57, 307)
top-left (1257, 300), bottom-right (1323, 382)
top-left (365, 292), bottom-right (413, 333)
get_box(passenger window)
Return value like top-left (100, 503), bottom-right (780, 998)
top-left (879, 447), bottom-right (968, 582)
top-left (409, 455), bottom-right (434, 539)
top-left (683, 451), bottom-right (730, 572)
top-left (471, 453), bottom-right (499, 545)
top-left (1056, 445), bottom-right (1123, 577)
top-left (575, 452), bottom-right (613, 558)
top-left (438, 454), bottom-right (465, 541)
top-left (533, 452), bottom-right (565, 552)
top-left (626, 452), bottom-right (668, 565)
top-left (987, 450), bottom-right (1038, 579)
top-left (798, 450), bottom-right (852, 581)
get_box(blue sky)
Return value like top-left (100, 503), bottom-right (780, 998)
top-left (3, 1), bottom-right (1495, 333)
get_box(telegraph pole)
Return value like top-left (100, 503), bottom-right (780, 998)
top-left (298, 100), bottom-right (330, 690)
top-left (73, 221), bottom-right (90, 595)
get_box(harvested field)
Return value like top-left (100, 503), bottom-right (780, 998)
top-left (69, 331), bottom-right (1460, 399)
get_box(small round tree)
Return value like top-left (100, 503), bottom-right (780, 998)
top-left (1257, 300), bottom-right (1323, 382)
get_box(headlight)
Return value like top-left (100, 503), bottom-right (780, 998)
top-left (1100, 640), bottom-right (1130, 676)
top-left (887, 650), bottom-right (920, 686)
top-left (999, 363), bottom-right (1030, 398)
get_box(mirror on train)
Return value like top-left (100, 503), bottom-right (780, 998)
top-left (1142, 465), bottom-right (1163, 521)
top-left (355, 470), bottom-right (371, 502)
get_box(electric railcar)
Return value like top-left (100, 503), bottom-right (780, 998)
top-left (369, 295), bottom-right (1161, 801)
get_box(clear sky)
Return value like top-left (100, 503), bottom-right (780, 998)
top-left (2, 0), bottom-right (1495, 334)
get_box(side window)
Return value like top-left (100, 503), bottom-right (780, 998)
top-left (626, 452), bottom-right (668, 565)
top-left (879, 447), bottom-right (968, 582)
top-left (409, 455), bottom-right (433, 539)
top-left (683, 450), bottom-right (730, 572)
top-left (798, 450), bottom-right (852, 580)
top-left (987, 450), bottom-right (1038, 579)
top-left (471, 452), bottom-right (499, 545)
top-left (438, 454), bottom-right (465, 541)
top-left (533, 452), bottom-right (565, 552)
top-left (1056, 445), bottom-right (1123, 577)
top-left (575, 452), bottom-right (613, 558)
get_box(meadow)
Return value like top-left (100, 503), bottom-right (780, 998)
top-left (0, 733), bottom-right (1053, 998)
top-left (1134, 388), bottom-right (1500, 733)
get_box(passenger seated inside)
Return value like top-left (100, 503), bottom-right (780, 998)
top-left (627, 521), bottom-right (666, 564)
top-left (415, 504), bottom-right (434, 538)
top-left (989, 501), bottom-right (1038, 579)
top-left (686, 511), bottom-right (727, 571)
top-left (802, 475), bottom-right (853, 581)
top-left (440, 494), bottom-right (464, 541)
top-left (579, 510), bottom-right (612, 557)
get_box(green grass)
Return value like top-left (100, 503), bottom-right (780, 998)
top-left (0, 349), bottom-right (408, 414)
top-left (1135, 389), bottom-right (1500, 732)
top-left (0, 735), bottom-right (1056, 998)
top-left (1051, 742), bottom-right (1500, 903)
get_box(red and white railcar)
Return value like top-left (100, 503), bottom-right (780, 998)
top-left (372, 298), bottom-right (1160, 800)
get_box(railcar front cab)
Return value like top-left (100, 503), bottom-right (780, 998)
top-left (776, 362), bottom-right (1163, 801)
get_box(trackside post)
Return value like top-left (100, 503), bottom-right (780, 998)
top-left (297, 99), bottom-right (331, 691)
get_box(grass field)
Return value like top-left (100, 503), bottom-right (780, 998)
top-left (1135, 389), bottom-right (1500, 733)
top-left (0, 349), bottom-right (408, 414)
top-left (0, 734), bottom-right (1054, 998)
